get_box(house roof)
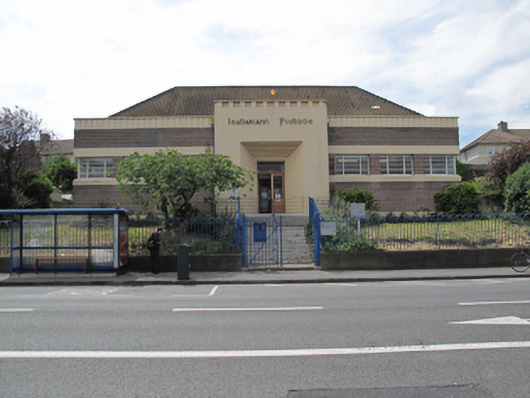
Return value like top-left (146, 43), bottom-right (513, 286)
top-left (110, 86), bottom-right (422, 118)
top-left (461, 124), bottom-right (530, 153)
top-left (39, 139), bottom-right (74, 156)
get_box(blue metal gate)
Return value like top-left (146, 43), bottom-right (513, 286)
top-left (309, 197), bottom-right (323, 266)
top-left (242, 215), bottom-right (283, 267)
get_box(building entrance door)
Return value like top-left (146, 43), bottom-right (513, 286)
top-left (258, 162), bottom-right (285, 214)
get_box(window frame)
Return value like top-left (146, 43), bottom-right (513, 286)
top-left (77, 158), bottom-right (114, 179)
top-left (424, 155), bottom-right (456, 175)
top-left (334, 155), bottom-right (370, 176)
top-left (379, 155), bottom-right (413, 175)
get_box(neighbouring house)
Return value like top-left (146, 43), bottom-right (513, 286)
top-left (39, 133), bottom-right (74, 163)
top-left (72, 86), bottom-right (461, 213)
top-left (459, 121), bottom-right (530, 166)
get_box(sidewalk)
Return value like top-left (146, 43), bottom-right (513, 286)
top-left (1, 266), bottom-right (528, 286)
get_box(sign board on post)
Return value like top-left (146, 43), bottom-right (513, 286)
top-left (320, 222), bottom-right (337, 236)
top-left (350, 203), bottom-right (365, 235)
top-left (350, 203), bottom-right (366, 218)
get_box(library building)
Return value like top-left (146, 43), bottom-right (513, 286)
top-left (73, 86), bottom-right (460, 214)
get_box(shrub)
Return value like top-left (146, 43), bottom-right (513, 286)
top-left (474, 175), bottom-right (504, 212)
top-left (504, 162), bottom-right (530, 213)
top-left (22, 175), bottom-right (53, 208)
top-left (335, 187), bottom-right (379, 212)
top-left (45, 154), bottom-right (77, 192)
top-left (434, 182), bottom-right (481, 214)
top-left (456, 160), bottom-right (473, 181)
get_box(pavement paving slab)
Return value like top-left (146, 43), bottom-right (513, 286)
top-left (0, 266), bottom-right (528, 286)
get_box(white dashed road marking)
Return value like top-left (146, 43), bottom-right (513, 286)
top-left (172, 306), bottom-right (323, 312)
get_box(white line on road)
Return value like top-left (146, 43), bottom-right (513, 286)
top-left (459, 300), bottom-right (530, 306)
top-left (172, 306), bottom-right (323, 312)
top-left (2, 341), bottom-right (530, 359)
top-left (0, 308), bottom-right (35, 313)
top-left (450, 316), bottom-right (530, 325)
top-left (209, 285), bottom-right (218, 296)
top-left (325, 283), bottom-right (357, 287)
top-left (171, 285), bottom-right (219, 298)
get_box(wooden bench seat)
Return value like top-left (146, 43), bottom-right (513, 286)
top-left (34, 257), bottom-right (89, 273)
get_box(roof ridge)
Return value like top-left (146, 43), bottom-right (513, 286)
top-left (110, 86), bottom-right (422, 118)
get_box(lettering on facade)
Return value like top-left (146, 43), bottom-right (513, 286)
top-left (227, 117), bottom-right (314, 126)
top-left (228, 118), bottom-right (270, 125)
top-left (279, 117), bottom-right (313, 126)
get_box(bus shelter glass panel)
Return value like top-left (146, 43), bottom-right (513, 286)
top-left (10, 215), bottom-right (21, 272)
top-left (23, 215), bottom-right (55, 269)
top-left (56, 215), bottom-right (89, 259)
top-left (90, 214), bottom-right (114, 266)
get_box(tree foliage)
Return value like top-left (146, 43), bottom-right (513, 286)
top-left (117, 149), bottom-right (254, 218)
top-left (434, 182), bottom-right (481, 214)
top-left (456, 160), bottom-right (473, 181)
top-left (335, 187), bottom-right (380, 212)
top-left (45, 154), bottom-right (77, 191)
top-left (474, 175), bottom-right (504, 212)
top-left (0, 106), bottom-right (47, 208)
top-left (488, 141), bottom-right (530, 182)
top-left (23, 174), bottom-right (54, 208)
top-left (503, 162), bottom-right (530, 213)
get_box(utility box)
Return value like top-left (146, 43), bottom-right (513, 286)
top-left (253, 223), bottom-right (267, 242)
top-left (177, 244), bottom-right (191, 280)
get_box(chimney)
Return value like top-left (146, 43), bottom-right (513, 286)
top-left (40, 133), bottom-right (51, 145)
top-left (498, 121), bottom-right (508, 132)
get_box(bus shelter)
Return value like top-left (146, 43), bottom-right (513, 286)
top-left (0, 209), bottom-right (129, 274)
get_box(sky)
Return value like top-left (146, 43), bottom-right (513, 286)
top-left (1, 0), bottom-right (529, 147)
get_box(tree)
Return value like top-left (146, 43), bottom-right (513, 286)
top-left (488, 141), bottom-right (530, 183)
top-left (45, 154), bottom-right (77, 192)
top-left (117, 149), bottom-right (253, 218)
top-left (503, 162), bottom-right (530, 213)
top-left (434, 182), bottom-right (481, 214)
top-left (0, 106), bottom-right (46, 208)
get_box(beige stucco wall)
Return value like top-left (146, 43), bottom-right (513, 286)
top-left (214, 100), bottom-right (330, 214)
top-left (459, 143), bottom-right (510, 165)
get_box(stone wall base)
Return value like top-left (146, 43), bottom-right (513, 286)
top-left (321, 249), bottom-right (516, 270)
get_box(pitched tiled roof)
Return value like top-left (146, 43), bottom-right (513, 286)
top-left (38, 139), bottom-right (74, 156)
top-left (461, 127), bottom-right (530, 152)
top-left (110, 86), bottom-right (422, 117)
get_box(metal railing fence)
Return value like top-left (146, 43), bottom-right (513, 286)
top-left (129, 217), bottom-right (242, 255)
top-left (319, 213), bottom-right (530, 252)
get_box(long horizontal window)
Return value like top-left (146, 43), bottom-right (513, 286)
top-left (78, 158), bottom-right (114, 179)
top-left (380, 155), bottom-right (413, 175)
top-left (334, 155), bottom-right (370, 175)
top-left (424, 155), bottom-right (456, 175)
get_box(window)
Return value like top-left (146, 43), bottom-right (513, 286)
top-left (78, 158), bottom-right (113, 179)
top-left (335, 155), bottom-right (370, 175)
top-left (380, 155), bottom-right (413, 175)
top-left (424, 155), bottom-right (456, 175)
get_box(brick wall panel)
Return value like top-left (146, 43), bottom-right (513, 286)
top-left (330, 181), bottom-right (451, 212)
top-left (75, 128), bottom-right (213, 148)
top-left (328, 127), bottom-right (459, 146)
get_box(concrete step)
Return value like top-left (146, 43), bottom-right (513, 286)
top-left (244, 214), bottom-right (309, 226)
top-left (243, 217), bottom-right (314, 264)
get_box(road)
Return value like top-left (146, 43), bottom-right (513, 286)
top-left (1, 278), bottom-right (530, 397)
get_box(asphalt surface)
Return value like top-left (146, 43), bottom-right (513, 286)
top-left (2, 279), bottom-right (529, 397)
top-left (0, 265), bottom-right (528, 286)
